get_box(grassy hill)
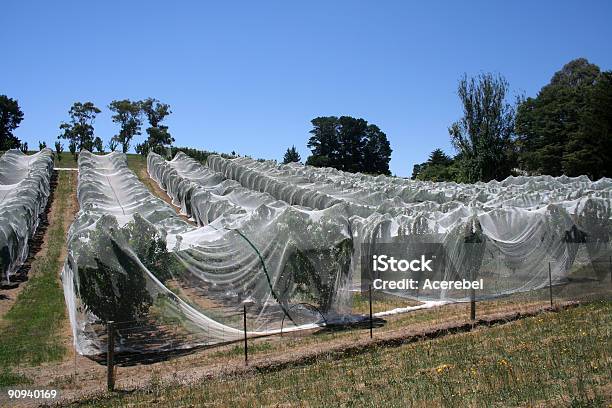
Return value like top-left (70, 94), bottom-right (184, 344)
top-left (0, 149), bottom-right (610, 406)
top-left (53, 152), bottom-right (147, 169)
top-left (77, 301), bottom-right (611, 407)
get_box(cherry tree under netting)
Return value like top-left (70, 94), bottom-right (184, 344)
top-left (0, 149), bottom-right (54, 283)
top-left (62, 151), bottom-right (611, 356)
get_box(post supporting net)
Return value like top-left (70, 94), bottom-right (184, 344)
top-left (62, 151), bottom-right (611, 356)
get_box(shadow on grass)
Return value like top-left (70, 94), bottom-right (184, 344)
top-left (316, 316), bottom-right (387, 334)
top-left (88, 344), bottom-right (212, 367)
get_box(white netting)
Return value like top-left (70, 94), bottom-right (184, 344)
top-left (63, 152), bottom-right (351, 355)
top-left (62, 151), bottom-right (611, 356)
top-left (205, 154), bottom-right (612, 299)
top-left (0, 149), bottom-right (54, 283)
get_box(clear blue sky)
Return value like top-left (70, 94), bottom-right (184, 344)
top-left (3, 1), bottom-right (611, 176)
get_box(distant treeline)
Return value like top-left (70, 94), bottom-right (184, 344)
top-left (3, 57), bottom-right (610, 180)
top-left (169, 146), bottom-right (236, 163)
top-left (282, 116), bottom-right (393, 175)
top-left (412, 58), bottom-right (612, 182)
top-left (0, 97), bottom-right (175, 160)
top-left (0, 95), bottom-right (25, 151)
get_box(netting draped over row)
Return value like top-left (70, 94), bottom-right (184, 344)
top-left (63, 152), bottom-right (352, 356)
top-left (205, 154), bottom-right (612, 300)
top-left (62, 150), bottom-right (611, 356)
top-left (0, 149), bottom-right (54, 283)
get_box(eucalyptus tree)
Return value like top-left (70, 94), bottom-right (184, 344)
top-left (449, 73), bottom-right (516, 182)
top-left (0, 95), bottom-right (23, 150)
top-left (109, 99), bottom-right (143, 153)
top-left (58, 102), bottom-right (101, 157)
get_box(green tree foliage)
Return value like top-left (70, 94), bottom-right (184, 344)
top-left (93, 136), bottom-right (104, 153)
top-left (283, 145), bottom-right (301, 164)
top-left (68, 141), bottom-right (77, 158)
top-left (170, 146), bottom-right (209, 162)
top-left (109, 99), bottom-right (143, 153)
top-left (57, 102), bottom-right (101, 157)
top-left (273, 213), bottom-right (353, 313)
top-left (306, 116), bottom-right (392, 175)
top-left (19, 142), bottom-right (28, 153)
top-left (568, 71), bottom-right (612, 179)
top-left (135, 142), bottom-right (150, 156)
top-left (516, 58), bottom-right (611, 179)
top-left (137, 98), bottom-right (174, 155)
top-left (411, 149), bottom-right (458, 182)
top-left (121, 215), bottom-right (176, 284)
top-left (0, 95), bottom-right (23, 150)
top-left (76, 215), bottom-right (175, 323)
top-left (449, 73), bottom-right (516, 182)
top-left (363, 125), bottom-right (393, 175)
top-left (107, 138), bottom-right (118, 152)
top-left (54, 141), bottom-right (63, 161)
top-left (282, 241), bottom-right (352, 313)
top-left (169, 146), bottom-right (235, 163)
top-left (38, 141), bottom-right (47, 151)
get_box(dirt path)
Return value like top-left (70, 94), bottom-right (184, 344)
top-left (57, 171), bottom-right (81, 360)
top-left (0, 172), bottom-right (79, 338)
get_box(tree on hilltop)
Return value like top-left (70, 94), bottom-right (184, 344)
top-left (283, 145), bottom-right (301, 163)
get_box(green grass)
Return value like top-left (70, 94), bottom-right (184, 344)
top-left (0, 171), bottom-right (73, 386)
top-left (53, 151), bottom-right (147, 169)
top-left (126, 153), bottom-right (147, 172)
top-left (77, 301), bottom-right (611, 407)
top-left (0, 370), bottom-right (31, 386)
top-left (126, 154), bottom-right (162, 194)
top-left (211, 340), bottom-right (274, 358)
top-left (53, 151), bottom-right (79, 168)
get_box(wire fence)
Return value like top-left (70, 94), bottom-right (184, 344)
top-left (1, 254), bottom-right (610, 398)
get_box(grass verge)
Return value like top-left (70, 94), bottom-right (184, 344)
top-left (0, 171), bottom-right (73, 386)
top-left (53, 152), bottom-right (79, 168)
top-left (77, 300), bottom-right (611, 407)
top-left (53, 151), bottom-right (146, 169)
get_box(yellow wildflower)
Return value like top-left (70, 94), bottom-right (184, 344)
top-left (435, 363), bottom-right (452, 374)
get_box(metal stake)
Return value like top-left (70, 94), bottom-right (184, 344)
top-left (548, 262), bottom-right (553, 308)
top-left (107, 321), bottom-right (115, 392)
top-left (470, 268), bottom-right (476, 321)
top-left (369, 284), bottom-right (373, 339)
top-left (243, 305), bottom-right (248, 365)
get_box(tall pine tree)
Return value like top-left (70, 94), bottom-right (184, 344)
top-left (515, 58), bottom-right (603, 177)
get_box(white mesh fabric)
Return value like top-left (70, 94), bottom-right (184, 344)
top-left (0, 149), bottom-right (54, 283)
